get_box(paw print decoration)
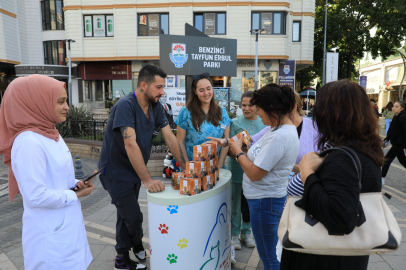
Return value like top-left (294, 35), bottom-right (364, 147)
top-left (167, 205), bottom-right (179, 214)
top-left (177, 238), bottom-right (188, 249)
top-left (159, 224), bottom-right (169, 234)
top-left (167, 254), bottom-right (178, 264)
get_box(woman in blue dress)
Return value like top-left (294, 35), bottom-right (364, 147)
top-left (175, 73), bottom-right (231, 167)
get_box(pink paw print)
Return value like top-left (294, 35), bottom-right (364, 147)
top-left (159, 224), bottom-right (169, 234)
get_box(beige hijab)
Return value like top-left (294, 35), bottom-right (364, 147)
top-left (0, 75), bottom-right (64, 202)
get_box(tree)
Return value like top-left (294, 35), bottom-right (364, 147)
top-left (296, 67), bottom-right (317, 91)
top-left (311, 0), bottom-right (406, 81)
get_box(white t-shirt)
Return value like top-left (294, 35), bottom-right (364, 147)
top-left (243, 124), bottom-right (299, 199)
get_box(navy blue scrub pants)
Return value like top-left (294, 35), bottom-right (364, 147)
top-left (100, 175), bottom-right (144, 254)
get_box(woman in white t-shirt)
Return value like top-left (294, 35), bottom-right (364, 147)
top-left (229, 84), bottom-right (299, 270)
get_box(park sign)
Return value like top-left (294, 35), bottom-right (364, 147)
top-left (159, 34), bottom-right (237, 76)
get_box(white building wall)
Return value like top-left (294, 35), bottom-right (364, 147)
top-left (115, 8), bottom-right (136, 57)
top-left (64, 8), bottom-right (83, 59)
top-left (64, 0), bottom-right (315, 66)
top-left (227, 6), bottom-right (251, 56)
top-left (0, 0), bottom-right (20, 63)
top-left (0, 0), bottom-right (16, 13)
top-left (3, 14), bottom-right (20, 61)
top-left (17, 0), bottom-right (43, 64)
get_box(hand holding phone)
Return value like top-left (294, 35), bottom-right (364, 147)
top-left (71, 166), bottom-right (105, 191)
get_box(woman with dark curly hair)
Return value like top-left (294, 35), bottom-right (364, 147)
top-left (213, 83), bottom-right (299, 270)
top-left (280, 79), bottom-right (384, 270)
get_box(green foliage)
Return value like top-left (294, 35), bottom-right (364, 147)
top-left (228, 111), bottom-right (236, 119)
top-left (310, 0), bottom-right (406, 81)
top-left (56, 105), bottom-right (93, 138)
top-left (296, 67), bottom-right (317, 91)
top-left (106, 97), bottom-right (120, 115)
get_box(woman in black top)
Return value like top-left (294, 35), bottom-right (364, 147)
top-left (280, 79), bottom-right (384, 270)
top-left (382, 101), bottom-right (406, 184)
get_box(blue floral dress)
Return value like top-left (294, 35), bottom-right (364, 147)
top-left (175, 107), bottom-right (231, 161)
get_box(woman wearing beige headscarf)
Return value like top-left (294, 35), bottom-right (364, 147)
top-left (0, 75), bottom-right (94, 269)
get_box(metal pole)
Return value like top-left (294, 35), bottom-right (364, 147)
top-left (68, 41), bottom-right (72, 105)
top-left (358, 59), bottom-right (361, 83)
top-left (322, 0), bottom-right (328, 85)
top-left (255, 31), bottom-right (259, 90)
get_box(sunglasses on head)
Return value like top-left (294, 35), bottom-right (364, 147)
top-left (193, 72), bottom-right (209, 80)
top-left (253, 90), bottom-right (262, 97)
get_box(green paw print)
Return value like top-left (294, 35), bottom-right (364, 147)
top-left (167, 254), bottom-right (178, 264)
top-left (177, 238), bottom-right (188, 249)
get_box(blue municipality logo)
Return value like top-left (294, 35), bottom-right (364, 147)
top-left (283, 65), bottom-right (291, 75)
top-left (170, 43), bottom-right (188, 68)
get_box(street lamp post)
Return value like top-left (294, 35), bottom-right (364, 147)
top-left (322, 0), bottom-right (328, 85)
top-left (250, 29), bottom-right (263, 90)
top-left (65, 39), bottom-right (76, 105)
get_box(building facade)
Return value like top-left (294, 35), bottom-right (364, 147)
top-left (0, 0), bottom-right (82, 105)
top-left (360, 48), bottom-right (406, 111)
top-left (63, 0), bottom-right (316, 110)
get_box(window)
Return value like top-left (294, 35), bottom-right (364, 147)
top-left (41, 0), bottom-right (64, 30)
top-left (83, 15), bottom-right (114, 37)
top-left (84, 81), bottom-right (92, 100)
top-left (242, 71), bottom-right (278, 92)
top-left (292, 21), bottom-right (301, 42)
top-left (43, 41), bottom-right (66, 65)
top-left (138, 14), bottom-right (169, 36)
top-left (251, 12), bottom-right (286, 35)
top-left (95, 81), bottom-right (104, 101)
top-left (194, 13), bottom-right (226, 35)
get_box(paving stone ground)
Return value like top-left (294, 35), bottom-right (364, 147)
top-left (1, 118), bottom-right (406, 269)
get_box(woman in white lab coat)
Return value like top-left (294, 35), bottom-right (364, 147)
top-left (0, 75), bottom-right (94, 269)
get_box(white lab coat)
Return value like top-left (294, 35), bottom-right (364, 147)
top-left (11, 131), bottom-right (92, 270)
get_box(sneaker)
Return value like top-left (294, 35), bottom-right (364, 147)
top-left (231, 235), bottom-right (241, 250)
top-left (134, 250), bottom-right (146, 261)
top-left (133, 243), bottom-right (147, 262)
top-left (382, 177), bottom-right (385, 186)
top-left (114, 254), bottom-right (147, 270)
top-left (230, 245), bottom-right (237, 265)
top-left (240, 234), bottom-right (256, 248)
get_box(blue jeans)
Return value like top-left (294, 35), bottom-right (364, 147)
top-left (385, 118), bottom-right (392, 135)
top-left (247, 196), bottom-right (286, 270)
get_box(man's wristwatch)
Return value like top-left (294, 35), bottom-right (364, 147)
top-left (236, 152), bottom-right (246, 161)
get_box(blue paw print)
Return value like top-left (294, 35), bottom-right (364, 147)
top-left (167, 205), bottom-right (179, 214)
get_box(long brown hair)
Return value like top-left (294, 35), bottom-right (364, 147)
top-left (186, 75), bottom-right (222, 131)
top-left (313, 79), bottom-right (384, 166)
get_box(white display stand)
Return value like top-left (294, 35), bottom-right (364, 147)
top-left (147, 169), bottom-right (232, 270)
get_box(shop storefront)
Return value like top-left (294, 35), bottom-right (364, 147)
top-left (131, 59), bottom-right (281, 95)
top-left (131, 60), bottom-right (184, 91)
top-left (385, 64), bottom-right (406, 104)
top-left (0, 62), bottom-right (17, 105)
top-left (232, 60), bottom-right (279, 93)
top-left (15, 64), bottom-right (79, 103)
top-left (80, 61), bottom-right (131, 110)
top-left (363, 69), bottom-right (382, 105)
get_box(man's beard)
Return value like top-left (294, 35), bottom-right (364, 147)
top-left (145, 87), bottom-right (161, 107)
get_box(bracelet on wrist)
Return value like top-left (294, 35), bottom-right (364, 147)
top-left (236, 152), bottom-right (246, 161)
top-left (223, 138), bottom-right (229, 147)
